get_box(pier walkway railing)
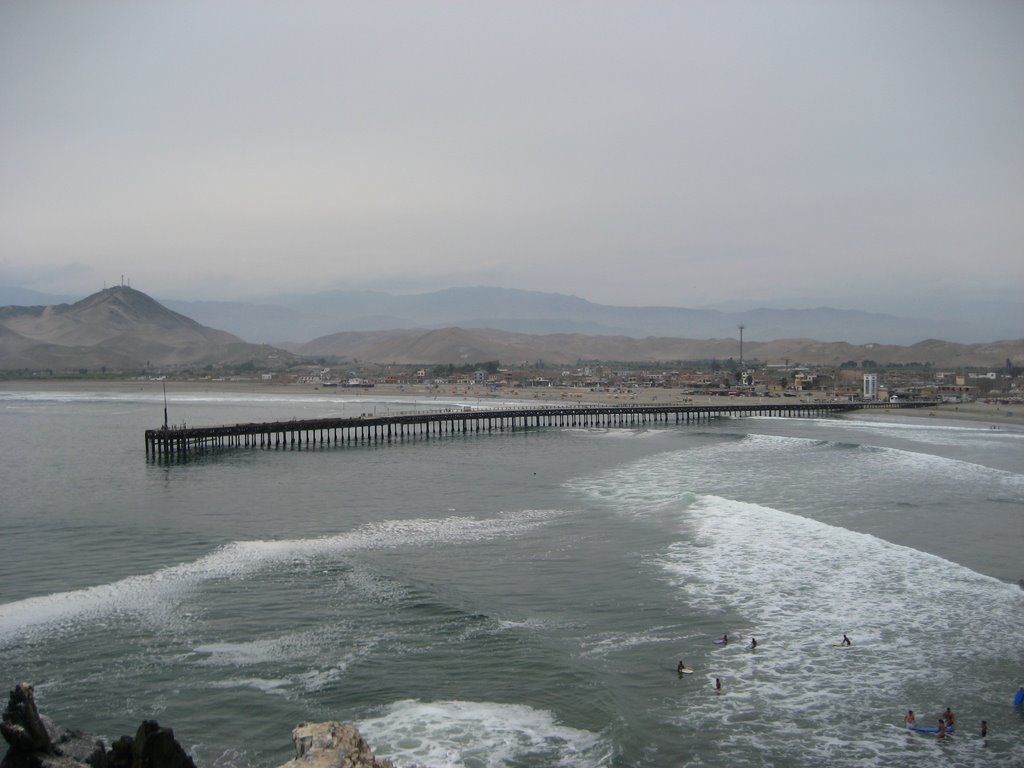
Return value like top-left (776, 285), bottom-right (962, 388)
top-left (145, 399), bottom-right (938, 458)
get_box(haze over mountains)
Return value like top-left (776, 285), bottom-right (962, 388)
top-left (162, 287), bottom-right (1021, 346)
top-left (1, 285), bottom-right (1022, 372)
top-left (5, 284), bottom-right (1019, 347)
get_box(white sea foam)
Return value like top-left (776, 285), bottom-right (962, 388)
top-left (570, 442), bottom-right (1024, 766)
top-left (578, 626), bottom-right (690, 659)
top-left (0, 512), bottom-right (557, 646)
top-left (493, 617), bottom-right (553, 632)
top-left (800, 415), bottom-right (1024, 448)
top-left (358, 699), bottom-right (611, 768)
top-left (597, 428), bottom-right (670, 440)
top-left (194, 624), bottom-right (356, 667)
top-left (192, 623), bottom-right (384, 697)
top-left (339, 567), bottom-right (412, 605)
top-left (871, 445), bottom-right (1024, 490)
top-left (656, 495), bottom-right (1024, 766)
top-left (209, 677), bottom-right (291, 695)
top-left (605, 432), bottom-right (1024, 502)
top-left (0, 389), bottom-right (498, 416)
top-left (735, 432), bottom-right (834, 451)
top-left (661, 494), bottom-right (1023, 648)
top-left (0, 390), bottom-right (343, 407)
top-left (763, 433), bottom-right (1022, 499)
top-left (739, 431), bottom-right (1024, 487)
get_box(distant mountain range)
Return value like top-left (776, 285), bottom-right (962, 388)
top-left (0, 286), bottom-right (1021, 372)
top-left (162, 286), bottom-right (1021, 346)
top-left (5, 284), bottom-right (1021, 346)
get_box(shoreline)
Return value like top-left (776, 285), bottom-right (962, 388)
top-left (3, 378), bottom-right (1022, 428)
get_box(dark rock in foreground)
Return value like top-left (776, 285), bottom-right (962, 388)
top-left (0, 683), bottom-right (108, 768)
top-left (2, 683), bottom-right (393, 768)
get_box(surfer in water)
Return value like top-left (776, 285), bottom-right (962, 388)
top-left (903, 710), bottom-right (915, 728)
top-left (715, 677), bottom-right (722, 693)
top-left (841, 634), bottom-right (851, 646)
top-left (748, 637), bottom-right (758, 650)
top-left (936, 719), bottom-right (946, 738)
top-left (943, 707), bottom-right (955, 728)
top-left (980, 720), bottom-right (988, 742)
top-left (721, 633), bottom-right (728, 644)
top-left (677, 660), bottom-right (686, 676)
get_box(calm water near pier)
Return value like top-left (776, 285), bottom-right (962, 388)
top-left (1, 387), bottom-right (1023, 767)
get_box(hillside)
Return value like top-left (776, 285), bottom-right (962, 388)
top-left (2, 287), bottom-right (1020, 372)
top-left (293, 327), bottom-right (1024, 369)
top-left (0, 286), bottom-right (295, 371)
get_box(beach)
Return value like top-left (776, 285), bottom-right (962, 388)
top-left (3, 377), bottom-right (1022, 428)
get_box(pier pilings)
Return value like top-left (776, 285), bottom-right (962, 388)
top-left (144, 400), bottom-right (937, 459)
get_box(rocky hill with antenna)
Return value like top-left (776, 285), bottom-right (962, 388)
top-left (0, 286), bottom-right (294, 372)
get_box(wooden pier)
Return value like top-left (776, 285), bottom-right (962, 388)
top-left (144, 400), bottom-right (938, 458)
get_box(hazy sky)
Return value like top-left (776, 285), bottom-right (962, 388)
top-left (2, 1), bottom-right (1022, 311)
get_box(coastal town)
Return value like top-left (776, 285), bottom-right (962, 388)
top-left (215, 359), bottom-right (1022, 407)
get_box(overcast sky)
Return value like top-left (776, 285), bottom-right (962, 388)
top-left (2, 1), bottom-right (1022, 313)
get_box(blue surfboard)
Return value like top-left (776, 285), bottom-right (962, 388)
top-left (1015, 688), bottom-right (1024, 706)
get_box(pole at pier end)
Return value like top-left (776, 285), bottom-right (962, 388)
top-left (163, 381), bottom-right (168, 430)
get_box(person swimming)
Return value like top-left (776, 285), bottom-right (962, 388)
top-left (937, 719), bottom-right (946, 738)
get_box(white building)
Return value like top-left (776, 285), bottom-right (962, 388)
top-left (863, 373), bottom-right (879, 400)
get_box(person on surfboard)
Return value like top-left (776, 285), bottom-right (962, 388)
top-left (721, 633), bottom-right (728, 644)
top-left (840, 634), bottom-right (851, 646)
top-left (748, 637), bottom-right (758, 650)
top-left (943, 707), bottom-right (955, 728)
top-left (677, 660), bottom-right (686, 675)
top-left (715, 677), bottom-right (722, 693)
top-left (903, 710), bottom-right (916, 728)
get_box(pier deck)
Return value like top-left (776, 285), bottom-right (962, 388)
top-left (144, 400), bottom-right (937, 458)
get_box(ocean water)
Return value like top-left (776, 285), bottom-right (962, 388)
top-left (1, 387), bottom-right (1022, 767)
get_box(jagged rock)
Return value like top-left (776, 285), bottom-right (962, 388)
top-left (278, 722), bottom-right (394, 768)
top-left (53, 731), bottom-right (105, 768)
top-left (1, 684), bottom-right (104, 768)
top-left (105, 738), bottom-right (132, 768)
top-left (3, 683), bottom-right (392, 768)
top-left (1, 683), bottom-right (56, 755)
top-left (129, 722), bottom-right (194, 768)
